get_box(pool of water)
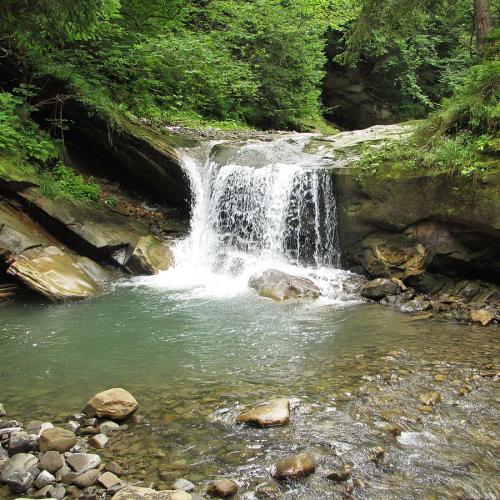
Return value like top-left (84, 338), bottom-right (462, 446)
top-left (1, 276), bottom-right (498, 499)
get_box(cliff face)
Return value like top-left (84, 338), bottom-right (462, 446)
top-left (331, 165), bottom-right (500, 290)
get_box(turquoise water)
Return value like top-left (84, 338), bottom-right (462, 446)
top-left (1, 279), bottom-right (499, 499)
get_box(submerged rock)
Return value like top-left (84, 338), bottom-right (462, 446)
top-left (273, 453), bottom-right (316, 480)
top-left (207, 479), bottom-right (239, 498)
top-left (38, 428), bottom-right (76, 453)
top-left (85, 388), bottom-right (138, 420)
top-left (326, 465), bottom-right (351, 482)
top-left (98, 470), bottom-right (122, 489)
top-left (419, 391), bottom-right (441, 406)
top-left (360, 278), bottom-right (402, 300)
top-left (236, 399), bottom-right (290, 427)
top-left (249, 269), bottom-right (320, 301)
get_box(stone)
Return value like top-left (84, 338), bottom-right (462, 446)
top-left (378, 422), bottom-right (402, 436)
top-left (360, 278), bottom-right (401, 300)
top-left (84, 388), bottom-right (138, 420)
top-left (236, 399), bottom-right (290, 427)
top-left (172, 479), bottom-right (195, 492)
top-left (38, 428), bottom-right (76, 453)
top-left (400, 296), bottom-right (431, 313)
top-left (326, 465), bottom-right (351, 482)
top-left (113, 486), bottom-right (192, 499)
top-left (99, 421), bottom-right (120, 435)
top-left (54, 465), bottom-right (71, 482)
top-left (105, 460), bottom-right (124, 476)
top-left (89, 433), bottom-right (108, 449)
top-left (98, 471), bottom-right (121, 489)
top-left (471, 309), bottom-right (495, 326)
top-left (255, 480), bottom-right (281, 499)
top-left (127, 235), bottom-right (174, 275)
top-left (0, 453), bottom-right (39, 493)
top-left (65, 421), bottom-right (80, 433)
top-left (51, 484), bottom-right (66, 499)
top-left (419, 391), bottom-right (441, 406)
top-left (39, 452), bottom-right (65, 474)
top-left (418, 405), bottom-right (433, 413)
top-left (71, 469), bottom-right (99, 488)
top-left (249, 269), bottom-right (321, 301)
top-left (207, 479), bottom-right (239, 498)
top-left (83, 418), bottom-right (98, 427)
top-left (0, 404), bottom-right (6, 417)
top-left (369, 447), bottom-right (385, 463)
top-left (33, 483), bottom-right (56, 498)
top-left (26, 421), bottom-right (53, 437)
top-left (9, 431), bottom-right (38, 454)
top-left (435, 374), bottom-right (447, 382)
top-left (79, 426), bottom-right (99, 435)
top-left (66, 453), bottom-right (101, 474)
top-left (273, 453), bottom-right (316, 480)
top-left (33, 470), bottom-right (55, 489)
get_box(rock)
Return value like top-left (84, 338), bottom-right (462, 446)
top-left (82, 418), bottom-right (98, 427)
top-left (0, 453), bottom-right (39, 493)
top-left (39, 428), bottom-right (76, 452)
top-left (127, 235), bottom-right (174, 275)
top-left (39, 452), bottom-right (65, 474)
top-left (98, 471), bottom-right (121, 489)
top-left (400, 296), bottom-right (431, 313)
top-left (99, 421), bottom-right (120, 435)
top-left (65, 453), bottom-right (101, 474)
top-left (9, 431), bottom-right (38, 454)
top-left (33, 470), bottom-right (55, 489)
top-left (79, 426), bottom-right (99, 435)
top-left (71, 469), bottom-right (99, 488)
top-left (0, 404), bottom-right (5, 417)
top-left (105, 461), bottom-right (124, 476)
top-left (434, 374), bottom-right (447, 383)
top-left (236, 399), bottom-right (290, 427)
top-left (54, 465), bottom-right (71, 482)
top-left (64, 421), bottom-right (80, 434)
top-left (84, 388), bottom-right (138, 420)
top-left (419, 391), bottom-right (441, 406)
top-left (207, 479), bottom-right (239, 498)
top-left (26, 422), bottom-right (54, 437)
top-left (378, 422), bottom-right (402, 436)
top-left (113, 486), bottom-right (192, 499)
top-left (7, 247), bottom-right (99, 301)
top-left (471, 309), bottom-right (495, 326)
top-left (326, 465), bottom-right (351, 482)
top-left (255, 480), bottom-right (281, 499)
top-left (33, 483), bottom-right (57, 498)
top-left (89, 433), bottom-right (108, 449)
top-left (273, 453), bottom-right (316, 480)
top-left (368, 447), bottom-right (385, 463)
top-left (249, 269), bottom-right (320, 301)
top-left (418, 405), bottom-right (433, 413)
top-left (172, 479), bottom-right (195, 492)
top-left (360, 278), bottom-right (401, 300)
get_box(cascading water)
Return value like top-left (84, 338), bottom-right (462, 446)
top-left (152, 135), bottom-right (357, 301)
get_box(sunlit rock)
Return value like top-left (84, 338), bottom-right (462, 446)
top-left (236, 399), bottom-right (290, 427)
top-left (273, 453), bottom-right (316, 480)
top-left (85, 388), bottom-right (138, 421)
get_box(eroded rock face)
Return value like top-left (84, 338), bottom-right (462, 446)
top-left (237, 399), bottom-right (290, 427)
top-left (85, 388), bottom-right (138, 420)
top-left (273, 453), bottom-right (316, 480)
top-left (7, 247), bottom-right (99, 301)
top-left (113, 486), bottom-right (192, 499)
top-left (126, 236), bottom-right (174, 275)
top-left (249, 269), bottom-right (320, 301)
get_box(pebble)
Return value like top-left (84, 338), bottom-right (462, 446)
top-left (66, 453), bottom-right (101, 474)
top-left (236, 399), bottom-right (290, 427)
top-left (418, 405), bottom-right (433, 413)
top-left (435, 374), bottom-right (447, 382)
top-left (369, 447), bottom-right (385, 464)
top-left (65, 421), bottom-right (80, 434)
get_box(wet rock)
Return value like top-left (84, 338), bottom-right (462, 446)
top-left (127, 235), bottom-right (174, 275)
top-left (471, 309), bottom-right (495, 326)
top-left (0, 404), bottom-right (6, 418)
top-left (172, 479), bottom-right (195, 492)
top-left (113, 486), bottom-right (192, 499)
top-left (255, 480), bottom-right (281, 499)
top-left (33, 470), bottom-right (55, 489)
top-left (72, 469), bottom-right (99, 488)
top-left (419, 391), bottom-right (441, 406)
top-left (89, 433), bottom-right (108, 449)
top-left (99, 421), bottom-right (120, 435)
top-left (360, 278), bottom-right (401, 300)
top-left (249, 269), bottom-right (321, 301)
top-left (378, 422), bottom-right (402, 436)
top-left (368, 447), bottom-right (385, 464)
top-left (0, 453), bottom-right (39, 493)
top-left (236, 399), bottom-right (290, 427)
top-left (105, 460), bottom-right (124, 476)
top-left (66, 453), bottom-right (101, 474)
top-left (84, 388), bottom-right (138, 420)
top-left (39, 452), bottom-right (65, 474)
top-left (98, 471), bottom-right (121, 489)
top-left (9, 431), bottom-right (38, 454)
top-left (207, 479), bottom-right (239, 498)
top-left (273, 453), bottom-right (316, 480)
top-left (400, 296), bottom-right (431, 313)
top-left (39, 428), bottom-right (76, 453)
top-left (326, 465), bottom-right (351, 482)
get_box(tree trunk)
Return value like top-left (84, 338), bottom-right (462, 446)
top-left (474, 0), bottom-right (494, 51)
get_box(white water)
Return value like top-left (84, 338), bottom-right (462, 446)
top-left (142, 135), bottom-right (359, 303)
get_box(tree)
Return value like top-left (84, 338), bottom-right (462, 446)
top-left (474, 0), bottom-right (494, 50)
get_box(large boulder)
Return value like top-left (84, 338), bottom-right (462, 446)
top-left (126, 235), bottom-right (174, 275)
top-left (236, 399), bottom-right (290, 427)
top-left (85, 388), bottom-right (138, 420)
top-left (249, 269), bottom-right (320, 301)
top-left (0, 453), bottom-right (39, 493)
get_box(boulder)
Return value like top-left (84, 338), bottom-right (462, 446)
top-left (84, 388), bottom-right (138, 420)
top-left (236, 399), bottom-right (290, 427)
top-left (38, 428), bottom-right (76, 452)
top-left (249, 269), bottom-right (320, 301)
top-left (207, 479), bottom-right (239, 498)
top-left (126, 236), bottom-right (174, 275)
top-left (113, 486), bottom-right (192, 499)
top-left (0, 453), bottom-right (39, 493)
top-left (65, 453), bottom-right (101, 474)
top-left (273, 453), bottom-right (316, 480)
top-left (9, 431), bottom-right (38, 454)
top-left (360, 278), bottom-right (401, 300)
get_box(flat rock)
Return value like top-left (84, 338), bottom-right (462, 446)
top-left (236, 399), bottom-right (290, 427)
top-left (33, 470), bottom-right (55, 489)
top-left (207, 479), bottom-right (239, 498)
top-left (273, 453), bottom-right (316, 480)
top-left (113, 486), bottom-right (192, 499)
top-left (105, 460), bottom-right (124, 476)
top-left (0, 453), bottom-right (39, 493)
top-left (71, 468), bottom-right (99, 488)
top-left (84, 388), bottom-right (138, 420)
top-left (39, 428), bottom-right (76, 452)
top-left (98, 471), bottom-right (121, 489)
top-left (65, 453), bottom-right (101, 474)
top-left (360, 278), bottom-right (402, 300)
top-left (249, 269), bottom-right (320, 301)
